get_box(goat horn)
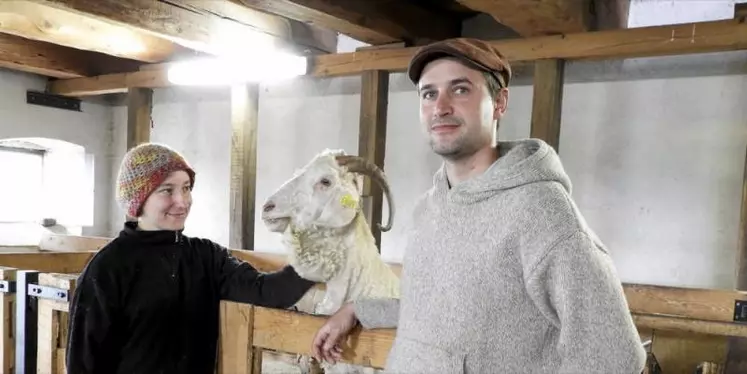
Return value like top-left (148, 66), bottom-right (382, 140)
top-left (335, 155), bottom-right (394, 232)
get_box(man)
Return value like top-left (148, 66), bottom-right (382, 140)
top-left (310, 38), bottom-right (646, 373)
top-left (67, 143), bottom-right (316, 373)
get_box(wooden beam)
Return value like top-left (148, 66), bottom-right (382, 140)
top-left (0, 33), bottom-right (141, 78)
top-left (736, 3), bottom-right (747, 19)
top-left (0, 252), bottom-right (94, 273)
top-left (37, 0), bottom-right (335, 56)
top-left (126, 88), bottom-right (153, 150)
top-left (592, 0), bottom-right (630, 30)
top-left (229, 84), bottom-right (259, 250)
top-left (530, 59), bottom-right (565, 151)
top-left (36, 273), bottom-right (76, 374)
top-left (217, 301), bottom-right (261, 374)
top-left (0, 0), bottom-right (190, 63)
top-left (456, 0), bottom-right (592, 36)
top-left (234, 0), bottom-right (460, 45)
top-left (47, 18), bottom-right (747, 97)
top-left (358, 70), bottom-right (389, 251)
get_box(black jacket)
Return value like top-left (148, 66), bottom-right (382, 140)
top-left (66, 221), bottom-right (315, 374)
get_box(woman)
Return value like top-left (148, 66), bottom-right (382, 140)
top-left (66, 142), bottom-right (316, 374)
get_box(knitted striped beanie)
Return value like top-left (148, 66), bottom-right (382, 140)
top-left (116, 143), bottom-right (196, 217)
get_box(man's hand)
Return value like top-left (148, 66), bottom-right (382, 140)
top-left (311, 302), bottom-right (358, 364)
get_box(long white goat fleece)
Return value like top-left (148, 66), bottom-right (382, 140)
top-left (353, 138), bottom-right (647, 374)
top-left (284, 212), bottom-right (400, 316)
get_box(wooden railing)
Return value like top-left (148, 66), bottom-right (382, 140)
top-left (0, 233), bottom-right (745, 373)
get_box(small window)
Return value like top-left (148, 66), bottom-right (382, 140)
top-left (0, 146), bottom-right (44, 223)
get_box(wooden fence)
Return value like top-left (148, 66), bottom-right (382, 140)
top-left (0, 233), bottom-right (745, 373)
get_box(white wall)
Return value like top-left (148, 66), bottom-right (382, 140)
top-left (0, 69), bottom-right (114, 242)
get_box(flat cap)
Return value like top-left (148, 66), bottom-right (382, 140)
top-left (407, 38), bottom-right (511, 88)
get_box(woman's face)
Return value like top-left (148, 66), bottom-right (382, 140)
top-left (138, 170), bottom-right (193, 231)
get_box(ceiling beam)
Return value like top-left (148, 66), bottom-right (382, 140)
top-left (456, 0), bottom-right (593, 36)
top-left (0, 33), bottom-right (141, 78)
top-left (0, 0), bottom-right (192, 63)
top-left (233, 0), bottom-right (461, 45)
top-left (35, 0), bottom-right (337, 57)
top-left (47, 18), bottom-right (747, 96)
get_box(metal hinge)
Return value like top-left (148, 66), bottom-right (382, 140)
top-left (734, 300), bottom-right (747, 323)
top-left (27, 284), bottom-right (69, 302)
top-left (0, 280), bottom-right (16, 294)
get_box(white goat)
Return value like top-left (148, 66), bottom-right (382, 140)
top-left (260, 149), bottom-right (400, 374)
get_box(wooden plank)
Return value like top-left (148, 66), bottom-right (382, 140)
top-left (36, 273), bottom-right (77, 374)
top-left (38, 0), bottom-right (334, 57)
top-left (0, 252), bottom-right (94, 273)
top-left (126, 88), bottom-right (153, 150)
top-left (456, 0), bottom-right (592, 36)
top-left (624, 283), bottom-right (747, 323)
top-left (217, 300), bottom-right (255, 374)
top-left (530, 59), bottom-right (565, 151)
top-left (0, 0), bottom-right (187, 63)
top-left (0, 268), bottom-right (15, 374)
top-left (228, 84), bottom-right (259, 250)
top-left (47, 18), bottom-right (747, 97)
top-left (357, 70), bottom-right (389, 251)
top-left (38, 233), bottom-right (109, 252)
top-left (0, 33), bottom-right (140, 79)
top-left (633, 314), bottom-right (747, 338)
top-left (251, 305), bottom-right (395, 369)
top-left (234, 0), bottom-right (460, 45)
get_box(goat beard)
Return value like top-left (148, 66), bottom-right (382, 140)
top-left (282, 224), bottom-right (347, 283)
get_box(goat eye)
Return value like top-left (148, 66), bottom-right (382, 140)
top-left (320, 178), bottom-right (331, 187)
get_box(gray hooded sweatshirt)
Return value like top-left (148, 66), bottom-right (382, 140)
top-left (353, 138), bottom-right (646, 373)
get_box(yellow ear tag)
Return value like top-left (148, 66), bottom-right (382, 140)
top-left (340, 194), bottom-right (357, 209)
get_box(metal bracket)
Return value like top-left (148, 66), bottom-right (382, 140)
top-left (0, 280), bottom-right (16, 293)
top-left (27, 284), bottom-right (69, 302)
top-left (734, 300), bottom-right (747, 323)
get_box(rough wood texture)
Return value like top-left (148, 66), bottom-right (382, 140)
top-left (529, 59), bottom-right (565, 151)
top-left (457, 0), bottom-right (592, 36)
top-left (0, 33), bottom-right (140, 78)
top-left (0, 0), bottom-right (186, 62)
top-left (36, 273), bottom-right (77, 374)
top-left (0, 252), bottom-right (94, 273)
top-left (38, 0), bottom-right (334, 56)
top-left (358, 70), bottom-right (389, 250)
top-left (0, 268), bottom-right (15, 374)
top-left (229, 84), bottom-right (259, 250)
top-left (38, 233), bottom-right (109, 252)
top-left (625, 283), bottom-right (747, 323)
top-left (251, 305), bottom-right (394, 369)
top-left (47, 18), bottom-right (747, 96)
top-left (218, 301), bottom-right (256, 374)
top-left (234, 0), bottom-right (460, 44)
top-left (126, 88), bottom-right (153, 150)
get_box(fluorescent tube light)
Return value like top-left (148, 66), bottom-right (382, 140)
top-left (167, 52), bottom-right (308, 86)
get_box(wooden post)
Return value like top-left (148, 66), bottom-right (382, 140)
top-left (218, 301), bottom-right (261, 374)
top-left (229, 84), bottom-right (259, 250)
top-left (529, 59), bottom-right (565, 151)
top-left (36, 273), bottom-right (77, 374)
top-left (0, 267), bottom-right (15, 374)
top-left (126, 87), bottom-right (153, 222)
top-left (126, 88), bottom-right (152, 150)
top-left (725, 145), bottom-right (747, 373)
top-left (358, 70), bottom-right (389, 251)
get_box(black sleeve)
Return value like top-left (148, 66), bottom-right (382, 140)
top-left (66, 256), bottom-right (120, 374)
top-left (208, 241), bottom-right (316, 309)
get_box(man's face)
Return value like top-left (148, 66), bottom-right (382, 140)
top-left (138, 170), bottom-right (193, 231)
top-left (418, 58), bottom-right (507, 160)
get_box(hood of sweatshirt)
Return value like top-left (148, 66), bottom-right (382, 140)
top-left (433, 138), bottom-right (572, 205)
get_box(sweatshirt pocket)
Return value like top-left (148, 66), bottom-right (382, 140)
top-left (386, 336), bottom-right (465, 373)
